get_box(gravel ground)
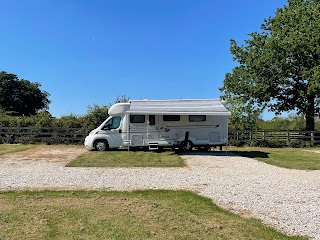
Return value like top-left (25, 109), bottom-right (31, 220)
top-left (0, 146), bottom-right (319, 239)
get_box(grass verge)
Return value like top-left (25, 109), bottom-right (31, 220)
top-left (0, 144), bottom-right (36, 156)
top-left (0, 190), bottom-right (304, 240)
top-left (67, 150), bottom-right (185, 167)
top-left (229, 147), bottom-right (320, 170)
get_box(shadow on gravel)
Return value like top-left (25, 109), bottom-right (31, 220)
top-left (229, 151), bottom-right (270, 159)
top-left (177, 151), bottom-right (234, 157)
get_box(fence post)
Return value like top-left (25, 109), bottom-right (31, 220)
top-left (262, 131), bottom-right (265, 141)
top-left (311, 131), bottom-right (314, 145)
top-left (286, 130), bottom-right (290, 146)
top-left (10, 132), bottom-right (15, 144)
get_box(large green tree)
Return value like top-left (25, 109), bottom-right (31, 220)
top-left (226, 98), bottom-right (263, 130)
top-left (0, 71), bottom-right (50, 116)
top-left (221, 0), bottom-right (320, 131)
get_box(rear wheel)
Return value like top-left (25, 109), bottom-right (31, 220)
top-left (94, 140), bottom-right (108, 151)
top-left (180, 140), bottom-right (193, 151)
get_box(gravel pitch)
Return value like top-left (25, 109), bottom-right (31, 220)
top-left (0, 146), bottom-right (319, 239)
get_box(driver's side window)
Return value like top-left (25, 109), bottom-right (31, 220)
top-left (102, 116), bottom-right (121, 130)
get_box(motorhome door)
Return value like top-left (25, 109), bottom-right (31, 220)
top-left (102, 116), bottom-right (122, 148)
top-left (147, 115), bottom-right (159, 140)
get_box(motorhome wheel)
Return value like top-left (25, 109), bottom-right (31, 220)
top-left (180, 140), bottom-right (193, 151)
top-left (94, 140), bottom-right (108, 151)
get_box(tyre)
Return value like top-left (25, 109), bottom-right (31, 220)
top-left (180, 140), bottom-right (193, 151)
top-left (94, 140), bottom-right (108, 151)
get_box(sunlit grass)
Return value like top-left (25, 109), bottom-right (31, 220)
top-left (67, 150), bottom-right (185, 167)
top-left (229, 147), bottom-right (320, 170)
top-left (0, 144), bottom-right (36, 156)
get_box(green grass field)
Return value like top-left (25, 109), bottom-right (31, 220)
top-left (67, 150), bottom-right (185, 168)
top-left (229, 147), bottom-right (320, 170)
top-left (0, 190), bottom-right (303, 240)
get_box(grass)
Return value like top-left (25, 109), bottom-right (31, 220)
top-left (0, 144), bottom-right (36, 156)
top-left (0, 190), bottom-right (304, 240)
top-left (229, 147), bottom-right (320, 170)
top-left (67, 150), bottom-right (185, 167)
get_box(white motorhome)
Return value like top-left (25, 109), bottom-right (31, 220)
top-left (84, 99), bottom-right (231, 151)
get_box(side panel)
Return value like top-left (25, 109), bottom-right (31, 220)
top-left (221, 116), bottom-right (229, 144)
top-left (159, 115), bottom-right (226, 146)
top-left (126, 114), bottom-right (160, 146)
top-left (121, 114), bottom-right (228, 148)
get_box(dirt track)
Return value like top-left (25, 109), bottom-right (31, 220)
top-left (0, 145), bottom-right (87, 167)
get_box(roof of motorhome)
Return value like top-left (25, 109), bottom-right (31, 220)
top-left (127, 99), bottom-right (231, 116)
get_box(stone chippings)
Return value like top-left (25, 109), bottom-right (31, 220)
top-left (0, 149), bottom-right (319, 239)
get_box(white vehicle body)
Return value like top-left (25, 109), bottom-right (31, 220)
top-left (84, 99), bottom-right (231, 151)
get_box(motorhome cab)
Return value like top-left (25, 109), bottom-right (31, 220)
top-left (84, 99), bottom-right (231, 151)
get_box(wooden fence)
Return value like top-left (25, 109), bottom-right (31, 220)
top-left (229, 130), bottom-right (320, 146)
top-left (0, 127), bottom-right (91, 144)
top-left (1, 127), bottom-right (320, 146)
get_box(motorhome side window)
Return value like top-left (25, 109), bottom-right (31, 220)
top-left (130, 115), bottom-right (145, 123)
top-left (163, 115), bottom-right (180, 121)
top-left (103, 116), bottom-right (121, 130)
top-left (189, 115), bottom-right (206, 122)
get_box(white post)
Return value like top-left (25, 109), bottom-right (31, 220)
top-left (127, 113), bottom-right (130, 152)
top-left (311, 131), bottom-right (314, 145)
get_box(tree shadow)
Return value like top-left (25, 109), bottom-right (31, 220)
top-left (101, 148), bottom-right (271, 159)
top-left (177, 151), bottom-right (229, 157)
top-left (107, 148), bottom-right (227, 156)
top-left (106, 147), bottom-right (178, 155)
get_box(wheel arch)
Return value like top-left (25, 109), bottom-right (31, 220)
top-left (177, 136), bottom-right (196, 144)
top-left (93, 138), bottom-right (109, 151)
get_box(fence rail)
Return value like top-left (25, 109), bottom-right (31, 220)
top-left (229, 130), bottom-right (320, 146)
top-left (0, 127), bottom-right (91, 144)
top-left (1, 127), bottom-right (320, 146)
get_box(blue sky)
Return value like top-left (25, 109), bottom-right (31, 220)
top-left (0, 0), bottom-right (287, 119)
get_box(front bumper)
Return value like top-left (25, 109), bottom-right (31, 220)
top-left (84, 136), bottom-right (94, 150)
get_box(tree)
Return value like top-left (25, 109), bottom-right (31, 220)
top-left (113, 94), bottom-right (130, 104)
top-left (83, 95), bottom-right (130, 129)
top-left (221, 0), bottom-right (320, 131)
top-left (225, 98), bottom-right (263, 130)
top-left (83, 104), bottom-right (109, 128)
top-left (259, 114), bottom-right (306, 130)
top-left (0, 71), bottom-right (50, 116)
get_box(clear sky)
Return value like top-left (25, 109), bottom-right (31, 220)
top-left (0, 0), bottom-right (287, 119)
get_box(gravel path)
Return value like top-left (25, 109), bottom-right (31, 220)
top-left (0, 146), bottom-right (319, 239)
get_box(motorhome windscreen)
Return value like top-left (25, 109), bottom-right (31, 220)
top-left (103, 116), bottom-right (121, 130)
top-left (112, 116), bottom-right (121, 128)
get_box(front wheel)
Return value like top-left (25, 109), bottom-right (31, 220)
top-left (180, 140), bottom-right (193, 151)
top-left (94, 140), bottom-right (108, 151)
